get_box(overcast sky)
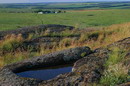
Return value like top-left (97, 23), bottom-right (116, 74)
top-left (0, 0), bottom-right (130, 3)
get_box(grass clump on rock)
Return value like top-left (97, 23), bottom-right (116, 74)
top-left (100, 47), bottom-right (129, 86)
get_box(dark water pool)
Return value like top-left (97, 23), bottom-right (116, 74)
top-left (16, 65), bottom-right (72, 80)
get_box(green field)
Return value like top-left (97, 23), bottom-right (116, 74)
top-left (1, 2), bottom-right (130, 31)
top-left (1, 9), bottom-right (130, 31)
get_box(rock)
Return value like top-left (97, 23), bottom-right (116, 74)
top-left (108, 37), bottom-right (130, 68)
top-left (0, 46), bottom-right (92, 86)
top-left (0, 68), bottom-right (41, 86)
top-left (39, 48), bottom-right (109, 86)
top-left (4, 46), bottom-right (92, 73)
top-left (24, 36), bottom-right (80, 50)
top-left (108, 37), bottom-right (130, 50)
top-left (40, 37), bottom-right (130, 86)
top-left (0, 37), bottom-right (130, 86)
top-left (30, 36), bottom-right (79, 44)
top-left (117, 82), bottom-right (130, 86)
top-left (123, 52), bottom-right (130, 67)
top-left (0, 24), bottom-right (74, 39)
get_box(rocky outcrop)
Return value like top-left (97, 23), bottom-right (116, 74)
top-left (0, 46), bottom-right (92, 86)
top-left (0, 68), bottom-right (41, 86)
top-left (108, 37), bottom-right (130, 50)
top-left (40, 48), bottom-right (109, 86)
top-left (0, 37), bottom-right (129, 86)
top-left (5, 46), bottom-right (91, 73)
top-left (0, 24), bottom-right (74, 39)
top-left (24, 35), bottom-right (80, 50)
top-left (30, 36), bottom-right (79, 43)
top-left (118, 82), bottom-right (130, 86)
top-left (40, 37), bottom-right (130, 86)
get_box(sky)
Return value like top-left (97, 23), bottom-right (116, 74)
top-left (0, 0), bottom-right (130, 3)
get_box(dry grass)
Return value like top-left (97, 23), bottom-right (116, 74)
top-left (0, 34), bottom-right (24, 53)
top-left (0, 22), bottom-right (130, 67)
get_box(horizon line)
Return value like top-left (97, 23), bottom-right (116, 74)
top-left (0, 1), bottom-right (130, 4)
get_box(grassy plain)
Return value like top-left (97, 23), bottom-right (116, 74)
top-left (1, 9), bottom-right (130, 31)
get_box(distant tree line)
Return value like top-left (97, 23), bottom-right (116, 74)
top-left (34, 9), bottom-right (66, 14)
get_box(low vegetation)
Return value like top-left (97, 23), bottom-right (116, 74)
top-left (0, 2), bottom-right (130, 85)
top-left (0, 22), bottom-right (130, 67)
top-left (100, 47), bottom-right (129, 86)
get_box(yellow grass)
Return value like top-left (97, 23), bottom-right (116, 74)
top-left (0, 22), bottom-right (130, 67)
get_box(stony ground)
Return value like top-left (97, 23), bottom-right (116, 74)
top-left (0, 37), bottom-right (129, 86)
top-left (0, 24), bottom-right (130, 86)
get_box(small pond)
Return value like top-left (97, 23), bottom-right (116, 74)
top-left (16, 64), bottom-right (73, 80)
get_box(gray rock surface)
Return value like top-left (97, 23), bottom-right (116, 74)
top-left (39, 37), bottom-right (130, 86)
top-left (40, 48), bottom-right (109, 86)
top-left (0, 46), bottom-right (92, 86)
top-left (0, 68), bottom-right (40, 86)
